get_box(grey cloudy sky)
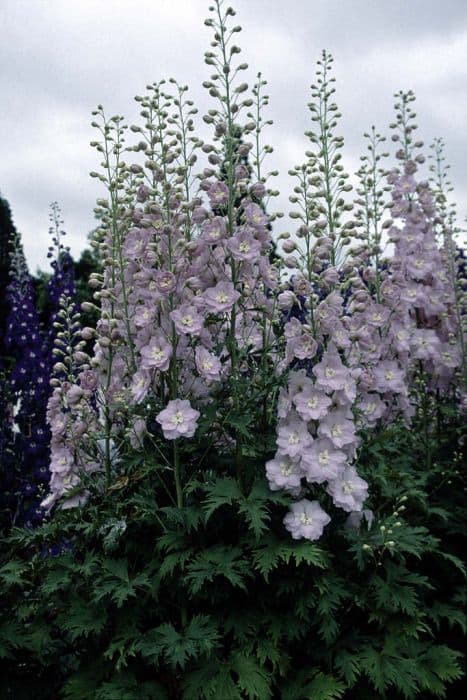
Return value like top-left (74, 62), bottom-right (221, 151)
top-left (1, 0), bottom-right (466, 271)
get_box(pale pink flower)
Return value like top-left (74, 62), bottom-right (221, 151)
top-left (276, 411), bottom-right (313, 460)
top-left (156, 398), bottom-right (200, 440)
top-left (318, 409), bottom-right (356, 450)
top-left (313, 349), bottom-right (350, 393)
top-left (301, 438), bottom-right (347, 484)
top-left (226, 229), bottom-right (262, 262)
top-left (265, 452), bottom-right (303, 493)
top-left (201, 281), bottom-right (240, 313)
top-left (293, 386), bottom-right (331, 421)
top-left (195, 346), bottom-right (222, 381)
top-left (326, 466), bottom-right (368, 512)
top-left (373, 360), bottom-right (406, 394)
top-left (170, 305), bottom-right (204, 336)
top-left (283, 499), bottom-right (331, 540)
top-left (140, 334), bottom-right (172, 371)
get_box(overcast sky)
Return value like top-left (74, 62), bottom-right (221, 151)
top-left (1, 0), bottom-right (466, 271)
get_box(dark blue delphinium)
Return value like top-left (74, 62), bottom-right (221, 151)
top-left (4, 236), bottom-right (51, 528)
top-left (3, 204), bottom-right (79, 529)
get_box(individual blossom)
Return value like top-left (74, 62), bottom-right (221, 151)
top-left (293, 385), bottom-right (332, 421)
top-left (410, 329), bottom-right (441, 362)
top-left (170, 304), bottom-right (204, 336)
top-left (301, 437), bottom-right (347, 483)
top-left (334, 377), bottom-right (357, 406)
top-left (78, 369), bottom-right (99, 392)
top-left (326, 466), bottom-right (369, 512)
top-left (357, 392), bottom-right (386, 427)
top-left (156, 398), bottom-right (200, 440)
top-left (313, 348), bottom-right (351, 393)
top-left (207, 180), bottom-right (229, 207)
top-left (244, 202), bottom-right (268, 229)
top-left (155, 270), bottom-right (177, 294)
top-left (123, 228), bottom-right (150, 259)
top-left (288, 369), bottom-right (314, 397)
top-left (276, 411), bottom-right (313, 460)
top-left (195, 346), bottom-right (222, 382)
top-left (140, 333), bottom-right (172, 371)
top-left (265, 452), bottom-right (303, 493)
top-left (318, 408), bottom-right (356, 450)
top-left (134, 305), bottom-right (155, 329)
top-left (226, 228), bottom-right (262, 263)
top-left (286, 332), bottom-right (318, 361)
top-left (201, 216), bottom-right (227, 244)
top-left (373, 360), bottom-right (406, 394)
top-left (130, 371), bottom-right (152, 403)
top-left (201, 281), bottom-right (240, 313)
top-left (283, 498), bottom-right (331, 541)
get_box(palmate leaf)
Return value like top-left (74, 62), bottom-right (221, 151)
top-left (417, 644), bottom-right (464, 688)
top-left (92, 559), bottom-right (150, 607)
top-left (0, 559), bottom-right (27, 587)
top-left (429, 601), bottom-right (467, 634)
top-left (231, 652), bottom-right (273, 699)
top-left (104, 635), bottom-right (138, 672)
top-left (255, 635), bottom-right (290, 675)
top-left (158, 549), bottom-right (193, 579)
top-left (358, 645), bottom-right (420, 697)
top-left (334, 649), bottom-right (362, 686)
top-left (39, 565), bottom-right (73, 596)
top-left (202, 477), bottom-right (284, 540)
top-left (251, 535), bottom-right (328, 581)
top-left (202, 477), bottom-right (242, 520)
top-left (63, 669), bottom-right (101, 700)
top-left (92, 673), bottom-right (168, 700)
top-left (57, 598), bottom-right (107, 641)
top-left (237, 484), bottom-right (271, 540)
top-left (281, 670), bottom-right (346, 700)
top-left (182, 662), bottom-right (242, 700)
top-left (185, 545), bottom-right (251, 594)
top-left (436, 551), bottom-right (467, 577)
top-left (0, 619), bottom-right (31, 659)
top-left (137, 615), bottom-right (220, 671)
top-left (302, 673), bottom-right (346, 700)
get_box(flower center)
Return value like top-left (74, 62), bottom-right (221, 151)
top-left (307, 396), bottom-right (318, 408)
top-left (300, 514), bottom-right (313, 525)
top-left (331, 424), bottom-right (342, 438)
top-left (288, 432), bottom-right (299, 444)
top-left (151, 347), bottom-right (164, 360)
top-left (280, 462), bottom-right (292, 476)
top-left (385, 370), bottom-right (394, 381)
top-left (325, 368), bottom-right (336, 379)
top-left (171, 411), bottom-right (184, 426)
top-left (182, 315), bottom-right (193, 326)
top-left (319, 450), bottom-right (329, 465)
top-left (343, 481), bottom-right (353, 494)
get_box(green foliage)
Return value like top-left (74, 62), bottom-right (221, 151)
top-left (0, 406), bottom-right (465, 699)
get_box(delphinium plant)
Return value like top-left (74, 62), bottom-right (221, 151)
top-left (2, 232), bottom-right (51, 528)
top-left (0, 2), bottom-right (465, 699)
